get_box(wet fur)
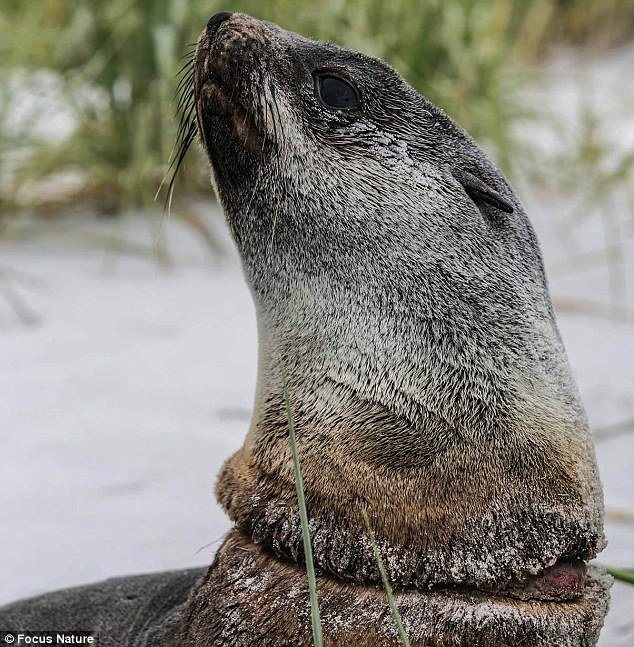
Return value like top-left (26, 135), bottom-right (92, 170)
top-left (175, 532), bottom-right (610, 647)
top-left (192, 14), bottom-right (605, 582)
top-left (184, 12), bottom-right (609, 645)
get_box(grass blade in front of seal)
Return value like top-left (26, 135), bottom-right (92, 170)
top-left (605, 566), bottom-right (634, 585)
top-left (281, 364), bottom-right (324, 647)
top-left (362, 510), bottom-right (411, 647)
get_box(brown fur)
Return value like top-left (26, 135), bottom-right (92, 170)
top-left (175, 531), bottom-right (610, 647)
top-left (216, 392), bottom-right (602, 588)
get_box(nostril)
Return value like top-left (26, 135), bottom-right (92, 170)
top-left (206, 12), bottom-right (233, 39)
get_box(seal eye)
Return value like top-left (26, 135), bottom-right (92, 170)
top-left (314, 73), bottom-right (359, 110)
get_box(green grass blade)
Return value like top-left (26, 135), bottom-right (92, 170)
top-left (605, 566), bottom-right (634, 585)
top-left (281, 364), bottom-right (324, 647)
top-left (361, 509), bottom-right (411, 647)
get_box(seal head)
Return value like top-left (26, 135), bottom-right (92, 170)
top-left (193, 10), bottom-right (605, 596)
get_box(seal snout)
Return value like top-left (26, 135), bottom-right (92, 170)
top-left (206, 11), bottom-right (233, 39)
top-left (194, 12), bottom-right (267, 95)
top-left (193, 13), bottom-right (273, 159)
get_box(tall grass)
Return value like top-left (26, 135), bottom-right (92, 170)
top-left (605, 566), bottom-right (634, 585)
top-left (281, 364), bottom-right (323, 647)
top-left (2, 0), bottom-right (633, 216)
top-left (362, 510), bottom-right (411, 647)
top-left (2, 0), bottom-right (214, 213)
top-left (281, 359), bottom-right (416, 645)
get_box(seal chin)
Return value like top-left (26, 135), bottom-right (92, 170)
top-left (196, 80), bottom-right (264, 156)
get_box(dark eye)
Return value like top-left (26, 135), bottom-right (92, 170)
top-left (314, 73), bottom-right (360, 110)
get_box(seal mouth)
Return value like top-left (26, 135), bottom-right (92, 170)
top-left (163, 13), bottom-right (272, 211)
top-left (195, 79), bottom-right (264, 155)
top-left (191, 13), bottom-right (272, 157)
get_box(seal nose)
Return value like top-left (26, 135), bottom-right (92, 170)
top-left (206, 11), bottom-right (233, 39)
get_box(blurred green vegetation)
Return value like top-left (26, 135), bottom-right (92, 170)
top-left (0, 0), bottom-right (633, 216)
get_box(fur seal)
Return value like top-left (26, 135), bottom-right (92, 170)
top-left (0, 11), bottom-right (611, 647)
top-left (184, 11), bottom-right (610, 644)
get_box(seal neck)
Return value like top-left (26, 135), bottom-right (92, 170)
top-left (221, 281), bottom-right (604, 588)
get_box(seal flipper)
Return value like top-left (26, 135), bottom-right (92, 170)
top-left (0, 568), bottom-right (203, 647)
top-left (452, 167), bottom-right (514, 214)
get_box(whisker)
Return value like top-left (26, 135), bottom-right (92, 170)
top-left (175, 102), bottom-right (196, 138)
top-left (162, 121), bottom-right (197, 209)
top-left (175, 73), bottom-right (194, 99)
top-left (269, 82), bottom-right (284, 149)
top-left (261, 88), bottom-right (270, 154)
top-left (175, 57), bottom-right (195, 78)
top-left (155, 47), bottom-right (198, 211)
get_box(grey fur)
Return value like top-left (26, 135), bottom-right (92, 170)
top-left (0, 13), bottom-right (610, 646)
top-left (197, 13), bottom-right (606, 588)
top-left (0, 569), bottom-right (202, 646)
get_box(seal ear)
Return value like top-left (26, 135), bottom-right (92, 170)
top-left (451, 167), bottom-right (514, 214)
